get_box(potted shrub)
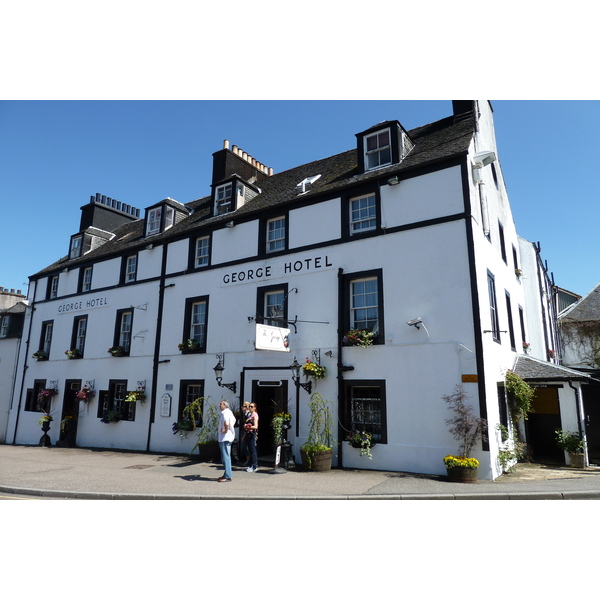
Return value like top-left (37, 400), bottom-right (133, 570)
top-left (555, 429), bottom-right (586, 468)
top-left (271, 412), bottom-right (292, 446)
top-left (346, 430), bottom-right (375, 459)
top-left (300, 393), bottom-right (334, 471)
top-left (190, 400), bottom-right (220, 462)
top-left (442, 385), bottom-right (487, 482)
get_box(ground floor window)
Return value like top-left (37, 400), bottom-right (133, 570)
top-left (343, 380), bottom-right (387, 443)
top-left (98, 380), bottom-right (135, 422)
top-left (178, 380), bottom-right (204, 425)
top-left (25, 380), bottom-right (48, 412)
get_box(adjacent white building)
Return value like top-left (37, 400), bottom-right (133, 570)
top-left (8, 101), bottom-right (575, 479)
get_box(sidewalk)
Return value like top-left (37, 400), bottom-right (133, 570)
top-left (2, 444), bottom-right (600, 499)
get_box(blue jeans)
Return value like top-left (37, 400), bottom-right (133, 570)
top-left (219, 441), bottom-right (232, 479)
top-left (246, 433), bottom-right (257, 469)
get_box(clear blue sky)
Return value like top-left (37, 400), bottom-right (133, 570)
top-left (1, 100), bottom-right (598, 297)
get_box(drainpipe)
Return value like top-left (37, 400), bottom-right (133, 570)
top-left (337, 268), bottom-right (345, 468)
top-left (146, 244), bottom-right (169, 451)
top-left (11, 279), bottom-right (37, 444)
top-left (568, 378), bottom-right (587, 465)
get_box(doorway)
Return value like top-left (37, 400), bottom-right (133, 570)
top-left (251, 379), bottom-right (289, 458)
top-left (525, 386), bottom-right (564, 464)
top-left (582, 382), bottom-right (600, 464)
top-left (59, 379), bottom-right (81, 447)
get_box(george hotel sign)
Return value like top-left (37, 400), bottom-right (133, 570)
top-left (57, 295), bottom-right (110, 314)
top-left (222, 254), bottom-right (334, 286)
top-left (255, 324), bottom-right (290, 352)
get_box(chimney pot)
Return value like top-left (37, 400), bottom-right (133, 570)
top-left (223, 139), bottom-right (230, 149)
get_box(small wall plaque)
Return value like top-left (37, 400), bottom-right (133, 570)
top-left (160, 393), bottom-right (171, 417)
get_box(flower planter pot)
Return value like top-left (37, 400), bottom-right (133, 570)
top-left (197, 441), bottom-right (220, 463)
top-left (300, 448), bottom-right (332, 472)
top-left (569, 452), bottom-right (585, 469)
top-left (446, 466), bottom-right (478, 483)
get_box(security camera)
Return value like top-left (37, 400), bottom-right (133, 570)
top-left (407, 317), bottom-right (423, 328)
top-left (472, 151), bottom-right (496, 168)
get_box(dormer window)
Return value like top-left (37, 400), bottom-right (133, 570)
top-left (70, 235), bottom-right (83, 259)
top-left (146, 207), bottom-right (162, 236)
top-left (356, 121), bottom-right (414, 174)
top-left (364, 129), bottom-right (391, 170)
top-left (215, 182), bottom-right (233, 215)
top-left (145, 201), bottom-right (180, 237)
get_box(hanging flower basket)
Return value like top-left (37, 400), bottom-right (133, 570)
top-left (37, 388), bottom-right (59, 404)
top-left (76, 385), bottom-right (95, 402)
top-left (108, 345), bottom-right (127, 357)
top-left (125, 386), bottom-right (146, 403)
top-left (346, 431), bottom-right (375, 459)
top-left (302, 359), bottom-right (327, 379)
top-left (172, 419), bottom-right (196, 436)
top-left (343, 329), bottom-right (375, 348)
top-left (65, 348), bottom-right (82, 359)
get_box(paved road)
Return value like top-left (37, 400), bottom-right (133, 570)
top-left (2, 444), bottom-right (600, 499)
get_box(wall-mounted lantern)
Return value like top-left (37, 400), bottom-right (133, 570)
top-left (290, 357), bottom-right (312, 394)
top-left (213, 354), bottom-right (237, 393)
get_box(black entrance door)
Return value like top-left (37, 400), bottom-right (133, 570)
top-left (59, 379), bottom-right (81, 447)
top-left (582, 383), bottom-right (600, 465)
top-left (525, 387), bottom-right (564, 464)
top-left (251, 380), bottom-right (289, 459)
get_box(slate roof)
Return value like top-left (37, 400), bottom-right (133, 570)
top-left (559, 283), bottom-right (600, 322)
top-left (512, 355), bottom-right (593, 381)
top-left (32, 110), bottom-right (475, 278)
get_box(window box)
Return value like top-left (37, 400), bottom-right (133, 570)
top-left (65, 348), bottom-right (82, 359)
top-left (32, 350), bottom-right (49, 361)
top-left (108, 345), bottom-right (127, 357)
top-left (178, 339), bottom-right (201, 354)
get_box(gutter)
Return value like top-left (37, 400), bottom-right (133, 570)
top-left (11, 279), bottom-right (37, 444)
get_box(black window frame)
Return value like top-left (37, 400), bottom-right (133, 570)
top-left (342, 269), bottom-right (384, 345)
top-left (25, 379), bottom-right (48, 412)
top-left (260, 214), bottom-right (288, 256)
top-left (98, 379), bottom-right (136, 422)
top-left (342, 185), bottom-right (381, 240)
top-left (342, 380), bottom-right (387, 444)
top-left (189, 233), bottom-right (212, 270)
top-left (256, 283), bottom-right (288, 328)
top-left (37, 320), bottom-right (54, 359)
top-left (78, 264), bottom-right (93, 293)
top-left (70, 315), bottom-right (88, 358)
top-left (487, 271), bottom-right (500, 343)
top-left (181, 295), bottom-right (209, 353)
top-left (46, 275), bottom-right (59, 300)
top-left (178, 380), bottom-right (205, 424)
top-left (505, 291), bottom-right (516, 351)
top-left (113, 308), bottom-right (135, 355)
top-left (121, 253), bottom-right (138, 284)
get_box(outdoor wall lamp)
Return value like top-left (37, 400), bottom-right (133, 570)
top-left (213, 354), bottom-right (237, 393)
top-left (290, 357), bottom-right (312, 394)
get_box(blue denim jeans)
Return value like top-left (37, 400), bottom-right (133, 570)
top-left (219, 441), bottom-right (232, 479)
top-left (246, 433), bottom-right (257, 469)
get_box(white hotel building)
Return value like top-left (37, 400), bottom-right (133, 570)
top-left (8, 100), bottom-right (584, 480)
